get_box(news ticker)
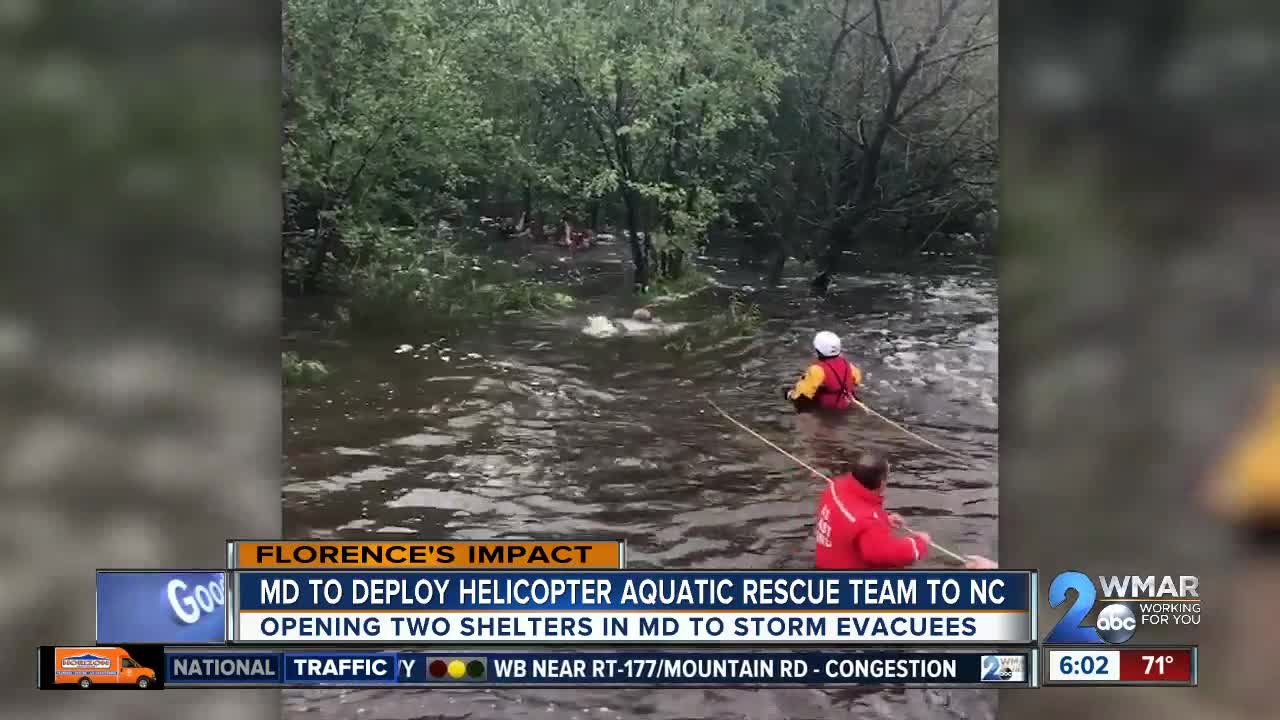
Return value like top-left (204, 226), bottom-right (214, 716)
top-left (38, 647), bottom-right (1037, 689)
top-left (39, 645), bottom-right (1199, 690)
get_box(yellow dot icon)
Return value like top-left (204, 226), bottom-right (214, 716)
top-left (447, 660), bottom-right (467, 679)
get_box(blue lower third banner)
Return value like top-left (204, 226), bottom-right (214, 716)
top-left (231, 570), bottom-right (1034, 644)
top-left (163, 649), bottom-right (1034, 688)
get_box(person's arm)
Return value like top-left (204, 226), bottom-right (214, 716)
top-left (788, 364), bottom-right (826, 400)
top-left (855, 521), bottom-right (929, 568)
top-left (850, 364), bottom-right (863, 388)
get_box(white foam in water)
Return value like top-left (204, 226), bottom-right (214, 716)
top-left (612, 318), bottom-right (689, 335)
top-left (862, 279), bottom-right (998, 410)
top-left (925, 278), bottom-right (990, 304)
top-left (283, 465), bottom-right (399, 495)
top-left (581, 315), bottom-right (688, 338)
top-left (582, 315), bottom-right (619, 338)
top-left (389, 432), bottom-right (458, 447)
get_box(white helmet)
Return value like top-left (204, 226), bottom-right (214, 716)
top-left (813, 331), bottom-right (842, 357)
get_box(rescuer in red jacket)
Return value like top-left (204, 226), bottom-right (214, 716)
top-left (814, 451), bottom-right (932, 569)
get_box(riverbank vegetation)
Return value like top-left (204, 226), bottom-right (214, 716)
top-left (282, 0), bottom-right (996, 322)
top-left (657, 292), bottom-right (765, 354)
top-left (338, 225), bottom-right (575, 332)
top-left (282, 351), bottom-right (330, 385)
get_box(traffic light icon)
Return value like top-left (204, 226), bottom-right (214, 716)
top-left (426, 658), bottom-right (486, 681)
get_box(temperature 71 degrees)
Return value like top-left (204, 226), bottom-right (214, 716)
top-left (1143, 655), bottom-right (1173, 675)
top-left (1117, 647), bottom-right (1194, 684)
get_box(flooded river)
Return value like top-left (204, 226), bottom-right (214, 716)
top-left (282, 240), bottom-right (998, 720)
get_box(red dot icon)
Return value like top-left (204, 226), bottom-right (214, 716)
top-left (429, 660), bottom-right (447, 678)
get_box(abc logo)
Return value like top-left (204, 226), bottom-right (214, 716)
top-left (1095, 603), bottom-right (1137, 643)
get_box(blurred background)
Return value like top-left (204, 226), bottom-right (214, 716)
top-left (2, 2), bottom-right (1279, 720)
top-left (1002, 1), bottom-right (1280, 718)
top-left (0, 1), bottom-right (283, 719)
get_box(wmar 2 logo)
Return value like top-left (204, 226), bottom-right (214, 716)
top-left (1045, 571), bottom-right (1200, 644)
top-left (979, 655), bottom-right (1025, 683)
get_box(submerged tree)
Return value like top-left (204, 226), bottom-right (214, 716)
top-left (800, 0), bottom-right (996, 295)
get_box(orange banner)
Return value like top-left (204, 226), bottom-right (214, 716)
top-left (232, 541), bottom-right (624, 569)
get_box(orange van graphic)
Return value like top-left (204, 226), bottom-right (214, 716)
top-left (54, 647), bottom-right (156, 689)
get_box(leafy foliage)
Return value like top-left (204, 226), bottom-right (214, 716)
top-left (282, 351), bottom-right (330, 385)
top-left (341, 225), bottom-right (572, 333)
top-left (661, 293), bottom-right (763, 355)
top-left (283, 0), bottom-right (996, 310)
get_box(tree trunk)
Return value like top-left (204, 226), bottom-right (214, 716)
top-left (810, 150), bottom-right (869, 295)
top-left (810, 0), bottom-right (962, 295)
top-left (769, 154), bottom-right (801, 287)
top-left (787, 0), bottom-right (854, 291)
top-left (623, 187), bottom-right (648, 289)
top-left (651, 66), bottom-right (689, 283)
top-left (767, 235), bottom-right (788, 286)
top-left (303, 226), bottom-right (335, 295)
top-left (662, 67), bottom-right (688, 229)
top-left (811, 208), bottom-right (863, 296)
top-left (811, 84), bottom-right (902, 295)
top-left (610, 69), bottom-right (650, 291)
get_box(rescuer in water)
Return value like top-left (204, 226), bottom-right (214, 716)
top-left (786, 331), bottom-right (861, 412)
top-left (813, 450), bottom-right (998, 570)
top-left (814, 451), bottom-right (930, 569)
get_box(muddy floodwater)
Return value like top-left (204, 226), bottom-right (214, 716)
top-left (282, 239), bottom-right (997, 720)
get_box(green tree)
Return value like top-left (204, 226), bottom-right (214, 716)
top-left (283, 0), bottom-right (495, 292)
top-left (495, 0), bottom-right (784, 289)
top-left (280, 0), bottom-right (996, 308)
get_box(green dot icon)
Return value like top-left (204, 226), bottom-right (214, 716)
top-left (466, 660), bottom-right (485, 678)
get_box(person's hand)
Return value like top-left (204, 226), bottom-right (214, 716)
top-left (887, 512), bottom-right (905, 529)
top-left (912, 531), bottom-right (931, 548)
top-left (964, 555), bottom-right (998, 570)
top-left (783, 388), bottom-right (793, 401)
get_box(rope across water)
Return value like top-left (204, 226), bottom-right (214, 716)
top-left (704, 397), bottom-right (968, 564)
